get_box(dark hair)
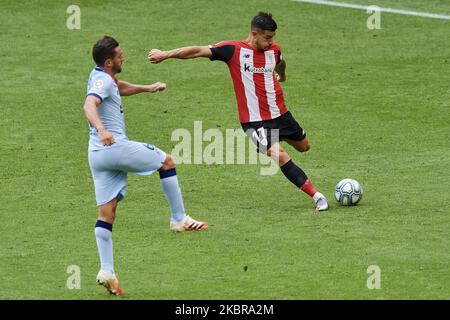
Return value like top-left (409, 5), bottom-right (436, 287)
top-left (251, 12), bottom-right (277, 32)
top-left (92, 36), bottom-right (119, 66)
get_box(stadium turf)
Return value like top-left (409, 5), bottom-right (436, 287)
top-left (1, 0), bottom-right (449, 299)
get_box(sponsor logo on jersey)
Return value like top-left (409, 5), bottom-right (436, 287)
top-left (243, 63), bottom-right (273, 73)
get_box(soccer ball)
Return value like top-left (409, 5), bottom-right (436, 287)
top-left (334, 179), bottom-right (363, 206)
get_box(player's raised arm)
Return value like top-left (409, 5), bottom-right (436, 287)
top-left (117, 80), bottom-right (166, 96)
top-left (148, 46), bottom-right (212, 64)
top-left (82, 95), bottom-right (115, 146)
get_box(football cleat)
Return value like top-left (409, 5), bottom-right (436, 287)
top-left (170, 215), bottom-right (208, 232)
top-left (314, 193), bottom-right (329, 212)
top-left (96, 269), bottom-right (124, 295)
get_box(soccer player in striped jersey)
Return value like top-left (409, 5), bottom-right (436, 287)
top-left (148, 12), bottom-right (328, 212)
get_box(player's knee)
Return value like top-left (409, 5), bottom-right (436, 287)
top-left (161, 154), bottom-right (176, 171)
top-left (98, 198), bottom-right (117, 224)
top-left (98, 209), bottom-right (115, 224)
top-left (297, 139), bottom-right (310, 152)
top-left (301, 143), bottom-right (310, 152)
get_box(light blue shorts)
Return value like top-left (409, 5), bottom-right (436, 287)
top-left (88, 140), bottom-right (167, 206)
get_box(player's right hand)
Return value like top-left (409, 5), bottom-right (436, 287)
top-left (152, 82), bottom-right (167, 92)
top-left (98, 128), bottom-right (115, 146)
top-left (148, 49), bottom-right (166, 64)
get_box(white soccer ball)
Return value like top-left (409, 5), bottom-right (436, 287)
top-left (334, 178), bottom-right (363, 206)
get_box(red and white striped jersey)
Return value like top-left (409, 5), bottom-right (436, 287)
top-left (209, 40), bottom-right (288, 123)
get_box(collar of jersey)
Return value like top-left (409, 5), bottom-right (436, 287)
top-left (95, 66), bottom-right (107, 73)
top-left (239, 41), bottom-right (274, 52)
top-left (94, 66), bottom-right (118, 84)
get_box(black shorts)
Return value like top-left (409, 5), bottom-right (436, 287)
top-left (241, 111), bottom-right (306, 153)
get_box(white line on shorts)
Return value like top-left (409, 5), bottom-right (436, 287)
top-left (293, 0), bottom-right (450, 20)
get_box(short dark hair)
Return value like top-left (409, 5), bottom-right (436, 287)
top-left (92, 36), bottom-right (119, 66)
top-left (251, 12), bottom-right (277, 32)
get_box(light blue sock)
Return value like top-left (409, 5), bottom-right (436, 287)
top-left (159, 168), bottom-right (186, 222)
top-left (94, 220), bottom-right (114, 273)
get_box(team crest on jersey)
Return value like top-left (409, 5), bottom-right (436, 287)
top-left (94, 80), bottom-right (104, 90)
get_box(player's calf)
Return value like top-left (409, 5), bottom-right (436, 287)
top-left (270, 145), bottom-right (327, 211)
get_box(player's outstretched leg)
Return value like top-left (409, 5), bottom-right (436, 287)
top-left (267, 142), bottom-right (328, 212)
top-left (158, 154), bottom-right (208, 231)
top-left (94, 198), bottom-right (123, 295)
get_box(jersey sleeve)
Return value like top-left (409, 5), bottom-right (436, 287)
top-left (87, 74), bottom-right (114, 102)
top-left (208, 41), bottom-right (236, 63)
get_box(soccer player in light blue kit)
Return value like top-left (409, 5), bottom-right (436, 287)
top-left (83, 36), bottom-right (208, 295)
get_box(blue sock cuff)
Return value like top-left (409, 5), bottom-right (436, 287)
top-left (159, 168), bottom-right (177, 179)
top-left (95, 220), bottom-right (113, 232)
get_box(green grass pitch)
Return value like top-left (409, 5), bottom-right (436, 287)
top-left (1, 0), bottom-right (449, 299)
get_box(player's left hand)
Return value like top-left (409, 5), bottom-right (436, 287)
top-left (274, 72), bottom-right (286, 82)
top-left (274, 72), bottom-right (280, 81)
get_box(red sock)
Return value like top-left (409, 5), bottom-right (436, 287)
top-left (300, 179), bottom-right (317, 197)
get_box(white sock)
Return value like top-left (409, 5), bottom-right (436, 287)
top-left (159, 169), bottom-right (186, 222)
top-left (94, 221), bottom-right (114, 272)
top-left (313, 192), bottom-right (323, 202)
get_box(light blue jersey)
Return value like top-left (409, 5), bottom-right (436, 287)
top-left (86, 66), bottom-right (127, 151)
top-left (85, 66), bottom-right (167, 205)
